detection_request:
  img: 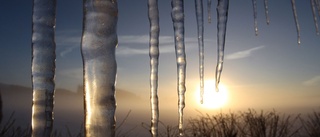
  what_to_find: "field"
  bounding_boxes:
[1,109,320,137]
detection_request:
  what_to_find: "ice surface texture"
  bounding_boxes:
[81,0,118,136]
[31,0,56,136]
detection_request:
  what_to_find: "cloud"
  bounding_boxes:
[118,35,174,45]
[56,30,81,57]
[117,35,198,56]
[55,34,201,57]
[303,76,320,86]
[116,44,175,56]
[226,45,265,60]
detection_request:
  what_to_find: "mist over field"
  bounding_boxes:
[1,83,319,136]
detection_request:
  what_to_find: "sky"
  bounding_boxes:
[1,0,320,121]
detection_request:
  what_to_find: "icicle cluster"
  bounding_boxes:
[28,1,320,137]
[171,0,186,136]
[148,0,160,136]
[31,0,56,136]
[81,0,118,137]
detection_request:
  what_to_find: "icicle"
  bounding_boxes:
[81,0,118,137]
[252,0,258,36]
[31,0,56,136]
[291,0,301,45]
[315,0,320,16]
[215,0,229,92]
[148,0,160,136]
[264,0,270,25]
[311,0,320,35]
[171,0,186,136]
[195,0,205,104]
[207,0,212,23]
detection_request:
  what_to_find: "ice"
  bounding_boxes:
[208,0,212,23]
[291,0,301,45]
[316,0,320,16]
[195,0,205,104]
[148,0,160,136]
[81,0,118,136]
[311,0,319,35]
[215,0,229,92]
[31,0,56,136]
[171,0,186,136]
[264,0,270,25]
[252,0,258,36]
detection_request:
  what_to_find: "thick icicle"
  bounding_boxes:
[215,0,229,92]
[195,0,205,104]
[148,0,160,136]
[311,0,320,35]
[207,0,212,23]
[171,0,186,136]
[264,0,270,25]
[252,0,258,36]
[291,0,301,45]
[31,0,56,136]
[81,0,118,137]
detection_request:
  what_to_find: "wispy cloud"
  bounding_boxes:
[226,45,265,60]
[303,76,320,86]
[56,30,81,57]
[118,35,174,45]
[117,35,198,56]
[55,34,201,57]
[116,45,175,56]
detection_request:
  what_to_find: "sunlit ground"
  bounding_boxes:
[195,80,228,109]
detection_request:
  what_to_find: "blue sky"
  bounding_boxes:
[1,0,320,111]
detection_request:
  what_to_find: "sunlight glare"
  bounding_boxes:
[196,80,228,109]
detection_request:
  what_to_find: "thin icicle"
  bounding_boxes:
[31,0,56,136]
[207,0,212,23]
[315,0,320,16]
[264,0,270,25]
[291,0,301,45]
[215,0,229,92]
[171,0,186,136]
[195,0,204,104]
[81,0,118,136]
[148,0,160,136]
[252,0,258,36]
[311,0,320,35]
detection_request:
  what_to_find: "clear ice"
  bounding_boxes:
[311,0,319,35]
[252,0,258,35]
[148,0,160,136]
[207,0,212,23]
[81,0,118,136]
[215,0,229,92]
[31,0,56,136]
[264,0,270,25]
[171,0,186,136]
[195,0,205,104]
[315,0,320,16]
[291,0,301,45]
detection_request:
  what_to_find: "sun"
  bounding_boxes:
[196,80,228,109]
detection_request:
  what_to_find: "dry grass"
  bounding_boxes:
[1,109,320,137]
